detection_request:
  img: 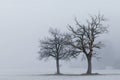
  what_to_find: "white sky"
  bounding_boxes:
[0,0,120,71]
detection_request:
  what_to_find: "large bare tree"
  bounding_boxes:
[68,14,108,74]
[39,28,78,74]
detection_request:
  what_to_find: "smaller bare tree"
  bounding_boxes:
[39,28,77,74]
[68,14,108,74]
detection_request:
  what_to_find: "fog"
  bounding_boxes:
[0,0,120,73]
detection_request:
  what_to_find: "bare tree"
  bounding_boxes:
[68,14,108,74]
[39,28,77,74]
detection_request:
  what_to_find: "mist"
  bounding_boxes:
[0,0,120,74]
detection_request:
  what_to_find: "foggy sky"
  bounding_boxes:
[0,0,120,72]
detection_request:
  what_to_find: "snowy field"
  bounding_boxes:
[0,74,120,80]
[0,67,120,80]
[0,73,120,80]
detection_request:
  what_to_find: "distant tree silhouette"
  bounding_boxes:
[39,28,78,74]
[67,14,108,74]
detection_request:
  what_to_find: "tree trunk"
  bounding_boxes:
[86,55,92,74]
[56,58,60,74]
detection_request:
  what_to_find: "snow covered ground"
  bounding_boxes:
[0,67,120,80]
[0,74,120,80]
[0,73,120,80]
